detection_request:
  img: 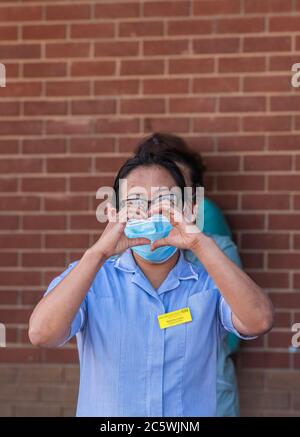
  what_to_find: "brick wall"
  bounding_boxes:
[0,0,300,417]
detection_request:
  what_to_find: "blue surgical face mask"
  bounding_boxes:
[124,214,177,263]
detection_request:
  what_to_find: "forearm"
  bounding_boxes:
[29,248,106,347]
[191,233,273,335]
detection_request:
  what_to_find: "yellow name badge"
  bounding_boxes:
[158,307,192,330]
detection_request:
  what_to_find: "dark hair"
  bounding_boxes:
[134,132,206,189]
[113,152,186,211]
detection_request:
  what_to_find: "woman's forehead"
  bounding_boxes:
[127,166,176,188]
[118,166,178,199]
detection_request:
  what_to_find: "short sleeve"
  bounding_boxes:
[43,261,87,347]
[218,294,258,341]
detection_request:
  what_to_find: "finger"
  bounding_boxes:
[117,205,131,224]
[150,237,171,251]
[127,205,148,220]
[127,237,151,247]
[149,202,183,225]
[106,202,117,223]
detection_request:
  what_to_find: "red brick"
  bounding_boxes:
[218,174,265,191]
[70,214,99,230]
[44,195,89,211]
[269,214,300,231]
[24,101,67,116]
[95,118,140,134]
[244,154,292,171]
[216,17,264,34]
[95,41,139,57]
[219,56,266,73]
[0,348,43,364]
[71,99,116,115]
[270,16,300,32]
[46,120,91,135]
[193,37,239,54]
[271,96,300,112]
[294,273,300,288]
[120,98,164,114]
[194,116,239,133]
[70,137,115,153]
[22,252,66,268]
[0,121,42,136]
[241,232,289,250]
[46,43,90,58]
[242,194,289,210]
[70,176,114,192]
[0,272,40,287]
[95,79,138,95]
[71,23,114,39]
[121,60,164,76]
[245,0,292,13]
[95,156,126,173]
[0,101,20,116]
[268,252,300,268]
[21,177,66,192]
[243,116,291,132]
[144,1,189,17]
[0,196,40,211]
[270,55,300,71]
[23,215,66,230]
[194,0,241,15]
[169,97,215,113]
[244,36,291,52]
[274,312,291,329]
[220,96,265,112]
[23,62,67,78]
[71,60,115,77]
[22,138,66,155]
[0,6,42,21]
[119,21,163,37]
[270,293,300,308]
[95,2,140,19]
[22,25,66,40]
[0,82,42,98]
[144,117,189,133]
[46,157,92,173]
[167,19,213,36]
[240,352,289,369]
[144,78,189,94]
[143,39,188,56]
[46,4,90,20]
[1,290,18,305]
[45,234,89,249]
[244,75,289,92]
[46,81,90,97]
[169,58,214,74]
[268,175,300,191]
[240,252,264,269]
[0,158,42,173]
[0,44,41,59]
[269,135,300,150]
[0,233,41,249]
[0,140,19,155]
[203,155,240,172]
[294,195,300,209]
[217,135,265,152]
[226,213,265,230]
[0,26,18,40]
[0,215,19,230]
[193,77,239,93]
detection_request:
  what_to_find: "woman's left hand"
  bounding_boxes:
[149,202,205,252]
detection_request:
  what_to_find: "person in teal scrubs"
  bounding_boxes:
[134,133,242,416]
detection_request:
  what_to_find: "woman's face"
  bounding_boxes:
[119,165,179,217]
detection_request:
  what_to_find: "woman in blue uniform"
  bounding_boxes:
[29,140,274,417]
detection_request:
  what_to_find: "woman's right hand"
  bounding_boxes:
[89,203,151,260]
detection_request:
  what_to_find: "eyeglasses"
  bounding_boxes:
[120,192,178,211]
